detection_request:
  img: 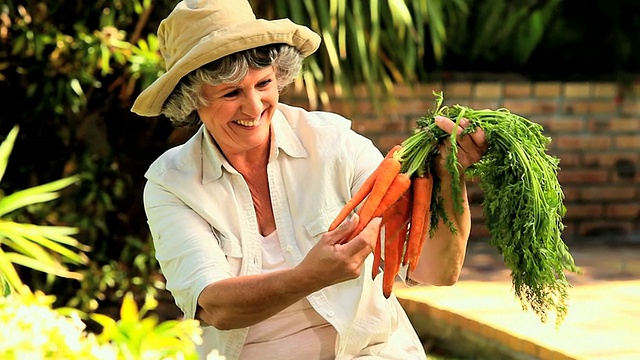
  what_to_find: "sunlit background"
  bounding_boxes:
[1,1,638,359]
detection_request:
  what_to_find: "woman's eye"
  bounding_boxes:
[258,79,272,88]
[223,90,239,98]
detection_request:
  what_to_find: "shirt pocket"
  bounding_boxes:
[303,202,344,238]
[214,227,243,276]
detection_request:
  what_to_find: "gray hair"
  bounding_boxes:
[161,44,304,127]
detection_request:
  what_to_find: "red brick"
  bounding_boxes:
[556,153,581,167]
[581,186,636,200]
[562,100,591,114]
[589,100,619,114]
[558,169,610,184]
[631,82,640,97]
[470,204,484,218]
[578,220,633,237]
[583,153,640,167]
[504,83,531,98]
[414,83,444,97]
[605,204,640,218]
[533,82,562,97]
[352,117,387,134]
[610,118,640,132]
[587,118,611,132]
[394,99,432,117]
[467,100,501,110]
[502,99,535,115]
[530,100,558,115]
[621,99,639,116]
[470,223,490,240]
[547,118,585,132]
[554,135,612,151]
[377,134,408,151]
[352,83,383,98]
[561,221,578,237]
[564,204,603,219]
[390,84,418,99]
[443,82,473,98]
[473,82,503,98]
[593,82,618,98]
[564,82,592,98]
[615,135,640,149]
[561,186,581,201]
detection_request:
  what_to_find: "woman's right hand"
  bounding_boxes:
[296,214,381,288]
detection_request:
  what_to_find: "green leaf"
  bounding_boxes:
[120,292,140,323]
[0,125,19,182]
[0,175,80,216]
[0,222,87,264]
[5,252,83,280]
[0,247,23,293]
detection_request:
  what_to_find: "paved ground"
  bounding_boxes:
[395,242,640,360]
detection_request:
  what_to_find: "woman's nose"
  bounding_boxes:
[241,90,262,117]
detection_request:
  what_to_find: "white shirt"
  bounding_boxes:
[143,103,426,360]
[239,230,337,360]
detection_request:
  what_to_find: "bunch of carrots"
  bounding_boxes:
[328,144,433,299]
[328,92,580,326]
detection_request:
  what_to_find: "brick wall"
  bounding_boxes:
[282,80,640,244]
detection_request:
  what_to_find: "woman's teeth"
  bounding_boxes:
[234,119,259,127]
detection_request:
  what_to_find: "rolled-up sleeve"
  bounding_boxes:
[143,179,232,319]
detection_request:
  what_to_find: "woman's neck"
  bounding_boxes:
[224,141,270,176]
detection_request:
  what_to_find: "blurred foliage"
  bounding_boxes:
[0,0,176,311]
[0,0,638,313]
[1,288,217,359]
[0,125,87,295]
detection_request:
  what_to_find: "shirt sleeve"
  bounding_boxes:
[143,180,233,319]
[348,134,384,199]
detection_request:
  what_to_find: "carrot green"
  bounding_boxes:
[399,91,579,325]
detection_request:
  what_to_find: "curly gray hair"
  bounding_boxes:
[161,44,304,127]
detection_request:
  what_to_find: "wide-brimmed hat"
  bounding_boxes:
[131,0,321,117]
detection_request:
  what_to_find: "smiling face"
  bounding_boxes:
[198,66,279,158]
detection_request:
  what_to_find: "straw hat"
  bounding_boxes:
[131,0,321,117]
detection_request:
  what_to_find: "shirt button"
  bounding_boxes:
[327,310,335,317]
[285,245,293,252]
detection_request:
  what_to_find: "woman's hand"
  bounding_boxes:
[296,214,381,288]
[434,115,488,174]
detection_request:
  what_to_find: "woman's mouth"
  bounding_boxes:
[233,118,260,127]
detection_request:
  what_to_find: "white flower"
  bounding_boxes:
[206,349,227,360]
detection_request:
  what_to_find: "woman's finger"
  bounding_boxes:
[330,214,359,244]
[434,116,463,135]
[342,217,380,257]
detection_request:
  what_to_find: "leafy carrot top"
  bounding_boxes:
[399,92,580,325]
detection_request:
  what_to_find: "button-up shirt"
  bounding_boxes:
[143,103,426,359]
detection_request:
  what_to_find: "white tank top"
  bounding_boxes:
[239,231,338,360]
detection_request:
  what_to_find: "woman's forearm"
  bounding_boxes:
[410,171,470,286]
[197,266,324,330]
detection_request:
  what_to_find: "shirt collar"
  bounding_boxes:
[201,107,309,184]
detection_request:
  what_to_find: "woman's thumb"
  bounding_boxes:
[333,213,359,241]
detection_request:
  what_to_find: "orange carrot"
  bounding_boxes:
[371,173,412,219]
[394,193,411,273]
[372,230,382,280]
[382,204,402,298]
[404,175,431,266]
[341,157,402,243]
[381,192,411,298]
[410,211,431,273]
[328,145,402,231]
[407,175,434,272]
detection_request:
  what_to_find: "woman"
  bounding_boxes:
[132,1,487,359]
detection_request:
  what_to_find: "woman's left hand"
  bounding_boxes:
[434,115,488,172]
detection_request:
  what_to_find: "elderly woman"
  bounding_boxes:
[132,1,486,359]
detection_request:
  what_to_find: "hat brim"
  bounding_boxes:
[131,19,321,117]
